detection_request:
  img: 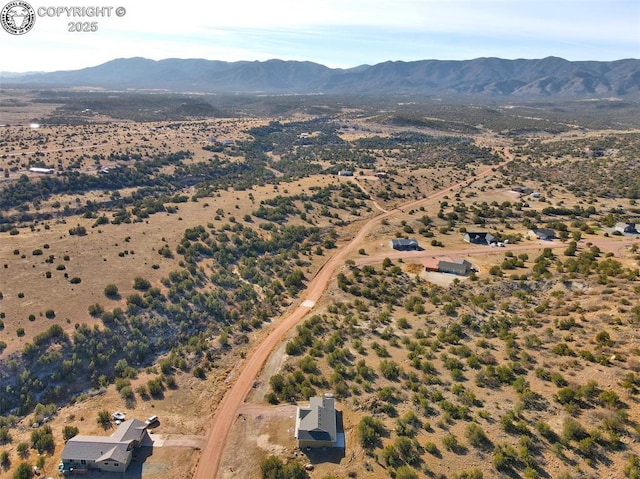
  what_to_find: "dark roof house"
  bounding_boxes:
[464,232,497,245]
[295,396,338,448]
[529,229,555,241]
[511,186,533,195]
[389,238,419,251]
[615,223,639,235]
[60,419,148,474]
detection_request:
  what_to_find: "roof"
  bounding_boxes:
[295,396,337,443]
[110,419,148,443]
[61,436,130,464]
[531,228,555,238]
[615,222,637,231]
[464,232,497,244]
[61,419,147,464]
[438,258,472,275]
[390,238,418,247]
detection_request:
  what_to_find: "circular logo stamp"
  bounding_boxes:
[1,1,35,35]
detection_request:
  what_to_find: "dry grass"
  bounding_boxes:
[1,95,639,479]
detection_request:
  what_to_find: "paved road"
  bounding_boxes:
[194,151,515,479]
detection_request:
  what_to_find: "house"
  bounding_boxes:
[60,419,148,473]
[511,186,533,195]
[422,257,473,276]
[438,258,473,276]
[529,229,555,241]
[389,238,419,251]
[464,232,497,246]
[615,223,639,235]
[338,170,353,177]
[29,167,55,174]
[295,396,337,448]
[374,172,388,179]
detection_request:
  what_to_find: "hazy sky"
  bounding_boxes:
[1,0,639,72]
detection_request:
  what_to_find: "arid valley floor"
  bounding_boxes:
[1,90,640,479]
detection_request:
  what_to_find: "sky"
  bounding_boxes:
[1,0,639,72]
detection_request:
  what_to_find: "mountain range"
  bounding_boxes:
[3,57,640,97]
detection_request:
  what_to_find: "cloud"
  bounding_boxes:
[2,0,638,71]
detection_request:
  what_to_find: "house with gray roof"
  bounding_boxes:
[389,238,420,251]
[423,257,473,276]
[464,232,497,246]
[528,228,556,241]
[615,223,639,235]
[295,396,338,448]
[438,258,473,276]
[60,419,148,473]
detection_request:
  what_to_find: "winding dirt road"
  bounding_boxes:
[194,152,514,479]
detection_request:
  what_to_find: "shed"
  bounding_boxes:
[29,167,55,174]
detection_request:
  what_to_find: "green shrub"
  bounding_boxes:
[62,426,79,441]
[133,277,151,291]
[104,284,119,298]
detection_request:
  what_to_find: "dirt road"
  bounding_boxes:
[354,236,639,267]
[194,152,514,479]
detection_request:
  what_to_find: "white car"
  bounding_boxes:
[145,415,159,426]
[112,411,126,422]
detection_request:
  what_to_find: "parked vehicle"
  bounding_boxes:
[145,415,158,426]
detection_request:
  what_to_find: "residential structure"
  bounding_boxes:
[60,419,148,473]
[422,257,472,276]
[29,167,55,174]
[389,238,419,251]
[528,229,556,241]
[438,258,473,276]
[338,170,354,177]
[615,223,639,235]
[510,185,533,195]
[464,232,497,246]
[295,396,338,448]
